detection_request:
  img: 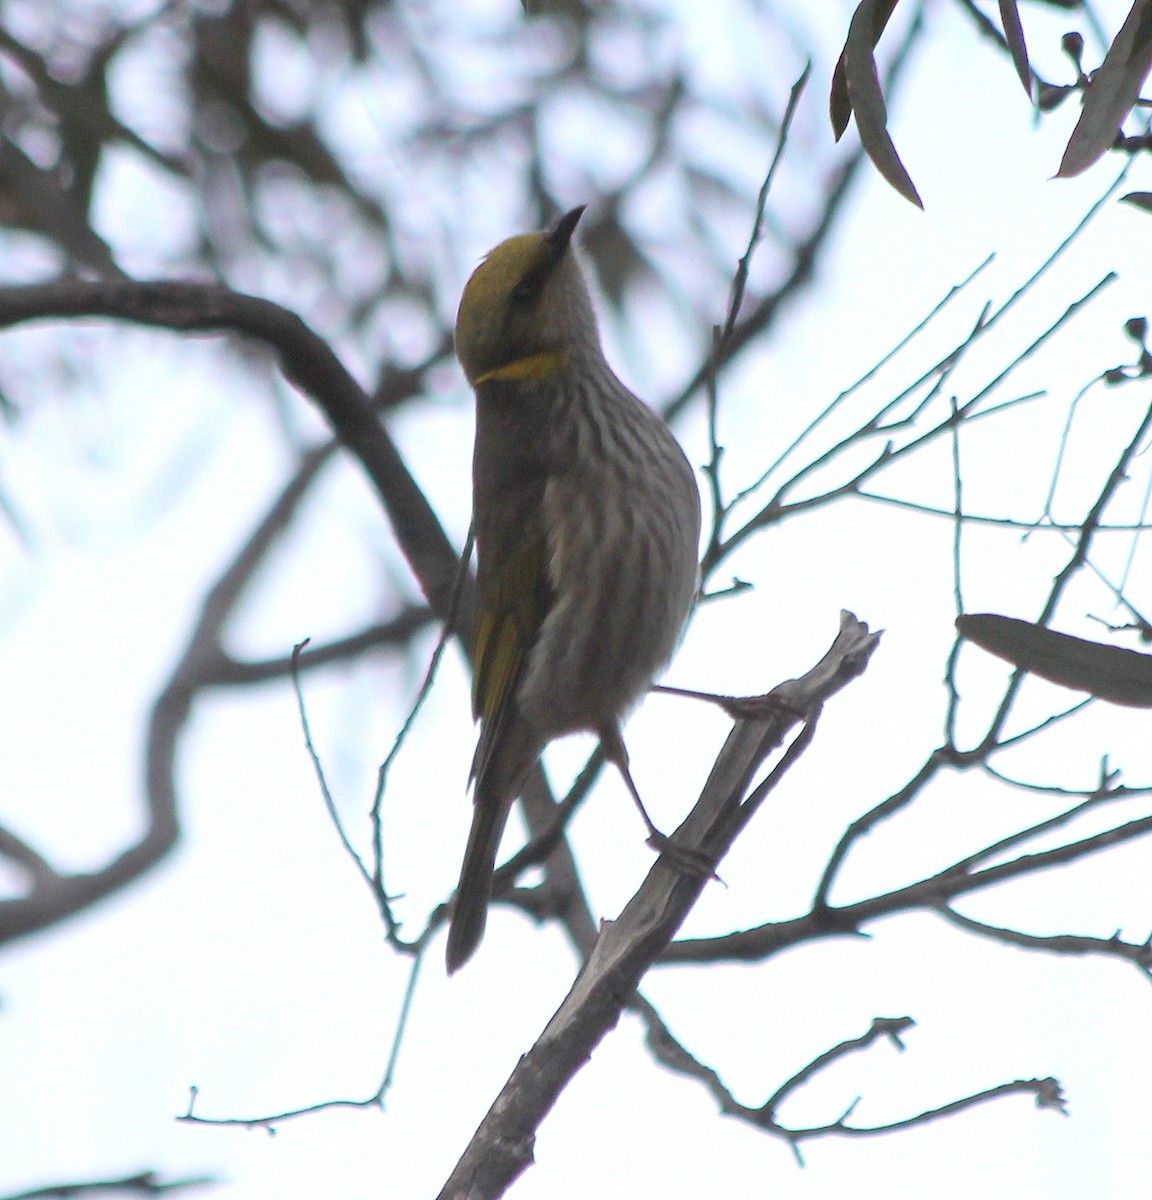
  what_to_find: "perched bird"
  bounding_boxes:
[447,206,702,973]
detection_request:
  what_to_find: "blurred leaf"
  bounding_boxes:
[1057,0,1152,178]
[1120,190,1152,211]
[1037,81,1075,110]
[838,0,923,207]
[1062,31,1086,74]
[957,613,1152,707]
[999,0,1033,98]
[830,0,899,140]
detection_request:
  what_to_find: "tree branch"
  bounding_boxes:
[0,282,467,628]
[437,613,879,1199]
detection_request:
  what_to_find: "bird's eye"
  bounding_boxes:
[510,279,537,307]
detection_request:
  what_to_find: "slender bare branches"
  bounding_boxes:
[635,1001,1064,1166]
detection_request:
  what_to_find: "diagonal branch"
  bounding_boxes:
[437,613,879,1199]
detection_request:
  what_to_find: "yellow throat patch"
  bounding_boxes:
[474,348,570,384]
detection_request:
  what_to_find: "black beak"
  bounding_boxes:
[545,205,586,253]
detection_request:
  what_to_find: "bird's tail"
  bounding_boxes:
[446,722,538,973]
[445,784,510,974]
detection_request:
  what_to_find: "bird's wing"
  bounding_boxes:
[469,494,554,785]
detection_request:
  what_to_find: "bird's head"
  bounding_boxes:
[455,206,599,386]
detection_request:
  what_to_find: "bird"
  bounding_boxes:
[446,205,702,973]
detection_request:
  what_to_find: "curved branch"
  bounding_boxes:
[0,282,469,629]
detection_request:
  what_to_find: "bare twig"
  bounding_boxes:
[178,943,426,1129]
[938,906,1152,978]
